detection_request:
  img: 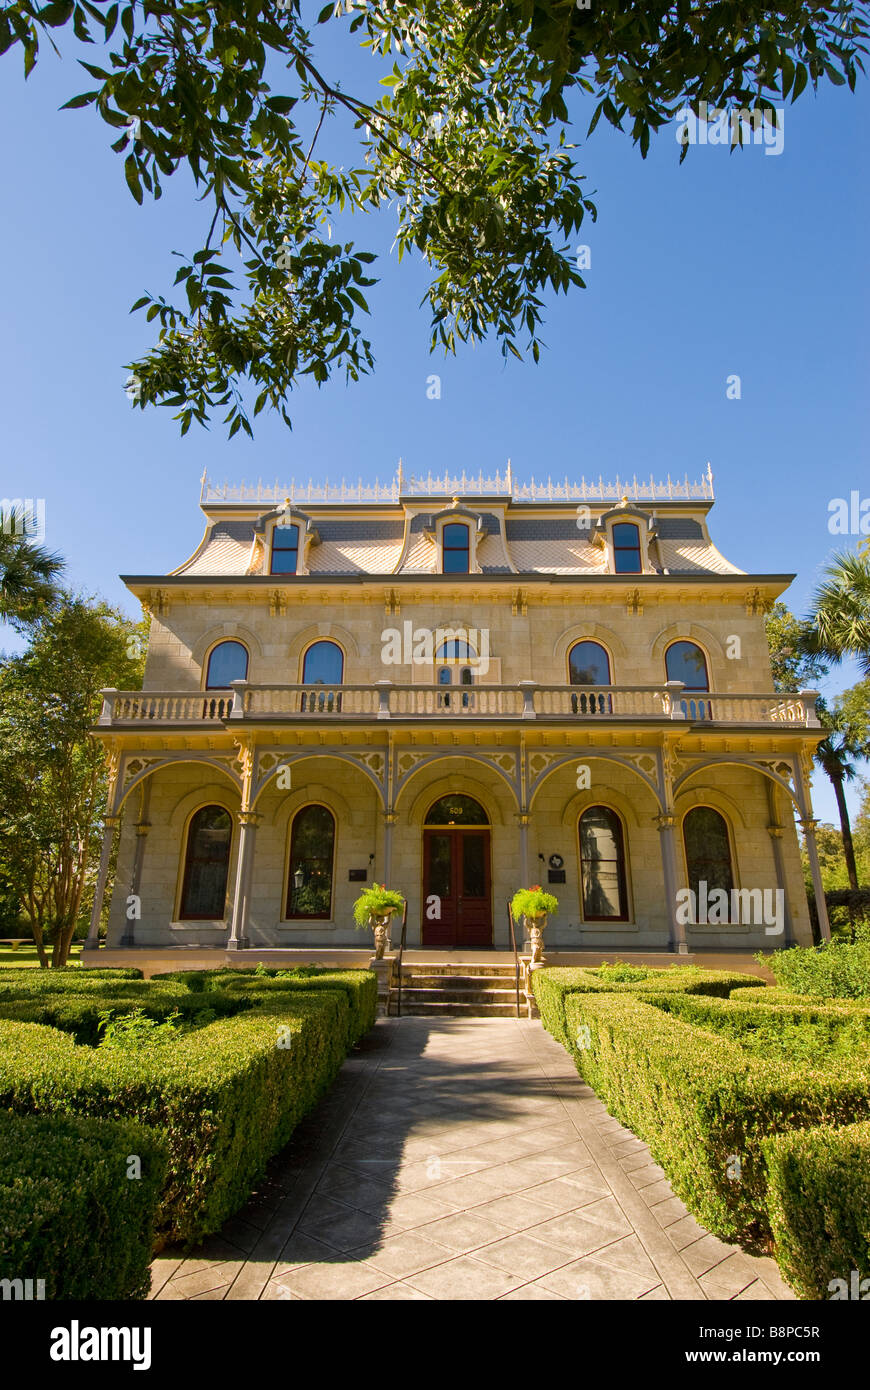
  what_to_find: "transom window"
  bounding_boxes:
[270,524,299,575]
[286,804,335,918]
[179,805,232,920]
[442,523,470,574]
[425,795,489,825]
[205,640,249,689]
[612,522,642,574]
[579,806,629,921]
[683,807,734,913]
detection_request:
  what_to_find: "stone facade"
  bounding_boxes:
[89,469,829,955]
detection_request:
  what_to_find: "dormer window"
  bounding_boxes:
[270,524,299,575]
[612,522,642,574]
[442,522,470,574]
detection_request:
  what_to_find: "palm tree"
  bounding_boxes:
[814,718,863,894]
[809,550,870,675]
[0,508,64,626]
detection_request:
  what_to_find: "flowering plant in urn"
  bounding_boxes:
[352,883,405,959]
[511,886,558,963]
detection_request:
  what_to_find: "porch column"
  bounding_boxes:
[765,781,794,947]
[383,812,396,886]
[120,783,151,948]
[228,811,260,951]
[801,818,831,943]
[792,751,831,942]
[85,815,120,949]
[655,813,688,954]
[518,813,530,886]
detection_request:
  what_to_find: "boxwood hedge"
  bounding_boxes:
[0,1110,166,1299]
[532,965,763,1052]
[553,989,870,1251]
[762,1121,870,1300]
[0,970,376,1247]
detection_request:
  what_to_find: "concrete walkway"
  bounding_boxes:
[149,1018,794,1301]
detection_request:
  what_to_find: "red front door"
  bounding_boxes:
[422,829,492,947]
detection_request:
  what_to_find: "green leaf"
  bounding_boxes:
[124,156,143,205]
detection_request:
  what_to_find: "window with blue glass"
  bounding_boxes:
[205,640,249,689]
[665,641,709,690]
[442,523,470,574]
[270,524,299,575]
[612,522,642,574]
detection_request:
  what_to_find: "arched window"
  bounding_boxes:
[612,522,642,574]
[569,640,612,715]
[301,640,344,712]
[665,640,710,719]
[286,805,335,918]
[425,795,489,825]
[205,640,249,689]
[579,806,629,921]
[442,523,470,574]
[270,524,299,575]
[179,806,233,920]
[435,637,476,661]
[683,807,734,918]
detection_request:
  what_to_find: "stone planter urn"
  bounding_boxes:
[525,912,548,964]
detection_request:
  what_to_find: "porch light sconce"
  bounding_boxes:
[293,867,304,890]
[369,853,375,864]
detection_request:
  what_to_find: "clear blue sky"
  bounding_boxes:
[1,11,868,824]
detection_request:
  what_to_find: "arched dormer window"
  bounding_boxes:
[179,805,233,920]
[270,524,299,575]
[568,640,612,715]
[612,522,642,574]
[205,640,249,689]
[442,522,470,574]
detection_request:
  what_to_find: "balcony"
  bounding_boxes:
[96,682,820,728]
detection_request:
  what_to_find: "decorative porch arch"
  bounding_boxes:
[527,750,664,813]
[250,749,387,809]
[673,757,801,814]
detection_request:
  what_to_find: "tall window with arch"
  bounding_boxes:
[301,640,344,713]
[683,807,735,921]
[665,640,710,719]
[270,524,299,575]
[179,805,233,920]
[442,522,470,574]
[205,640,249,689]
[579,805,629,921]
[286,804,335,918]
[568,640,612,715]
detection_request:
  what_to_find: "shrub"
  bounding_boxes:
[0,983,245,1046]
[532,965,763,1051]
[733,985,870,1009]
[155,967,377,1047]
[0,986,354,1246]
[648,992,870,1067]
[763,1122,870,1300]
[760,938,870,999]
[553,990,870,1249]
[0,1110,166,1299]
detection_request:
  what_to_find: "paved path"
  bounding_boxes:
[150,1018,794,1301]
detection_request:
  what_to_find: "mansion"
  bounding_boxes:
[86,464,830,959]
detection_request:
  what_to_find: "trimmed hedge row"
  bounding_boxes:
[553,989,870,1250]
[154,967,378,1047]
[0,1110,166,1299]
[0,976,374,1246]
[0,985,247,1046]
[764,938,870,999]
[532,965,763,1052]
[762,1121,870,1300]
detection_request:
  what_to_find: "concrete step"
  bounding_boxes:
[398,973,517,992]
[397,987,520,1006]
[388,1000,523,1018]
[399,967,518,982]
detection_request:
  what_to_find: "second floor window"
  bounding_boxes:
[270,524,299,575]
[442,522,470,574]
[205,640,248,689]
[612,522,642,574]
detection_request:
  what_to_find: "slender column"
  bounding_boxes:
[801,818,831,943]
[120,783,151,947]
[383,812,396,886]
[227,811,261,950]
[655,813,687,954]
[518,813,530,887]
[765,781,794,947]
[792,751,831,942]
[85,815,120,949]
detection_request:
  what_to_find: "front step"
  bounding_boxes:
[388,962,536,1018]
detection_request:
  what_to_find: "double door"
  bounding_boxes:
[421,828,492,947]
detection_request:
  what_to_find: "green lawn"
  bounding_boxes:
[0,942,83,968]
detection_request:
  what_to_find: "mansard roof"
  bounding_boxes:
[123,464,779,587]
